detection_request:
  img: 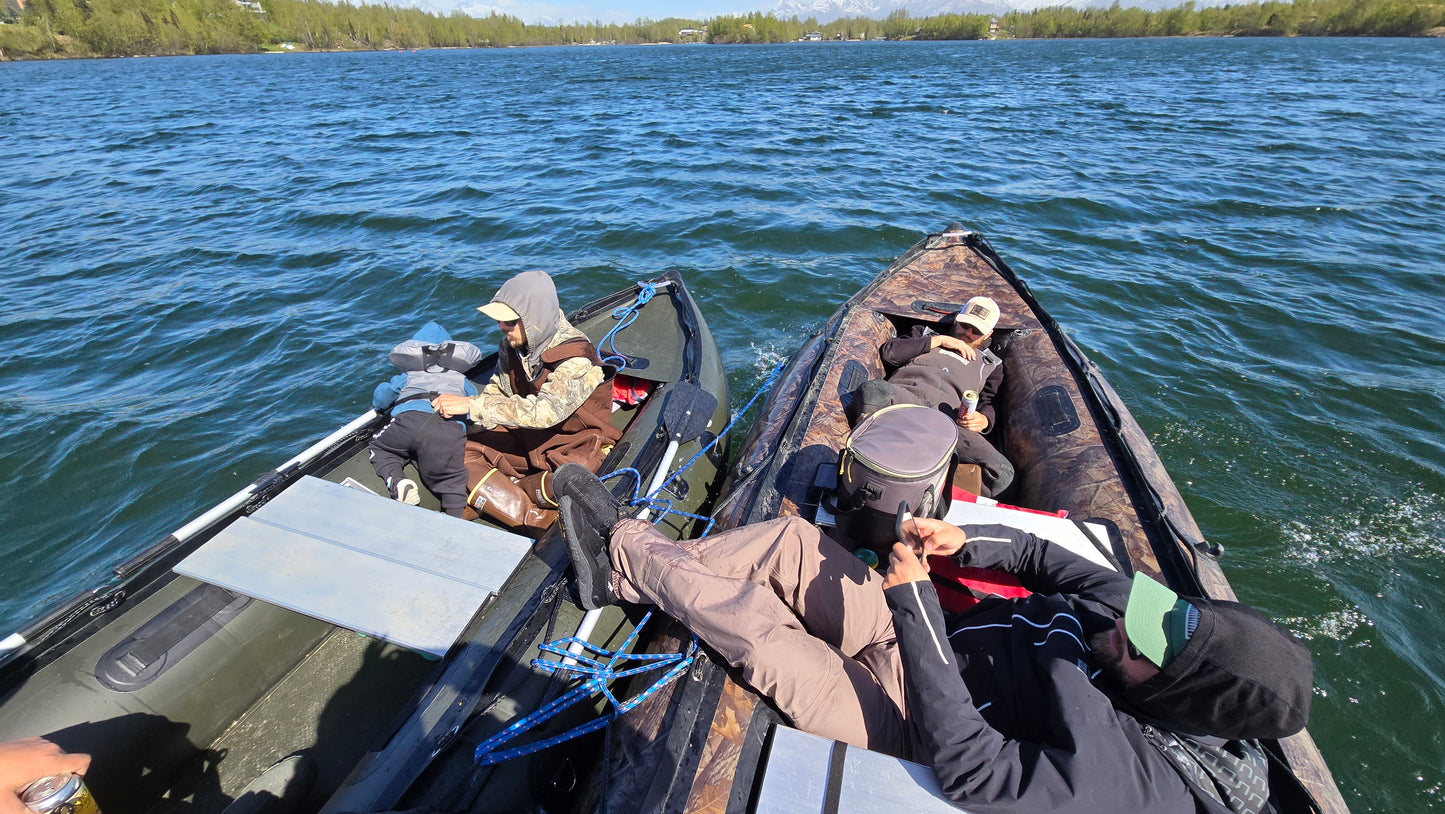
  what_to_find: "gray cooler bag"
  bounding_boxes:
[834,404,957,555]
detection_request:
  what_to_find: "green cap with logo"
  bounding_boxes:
[1124,573,1198,668]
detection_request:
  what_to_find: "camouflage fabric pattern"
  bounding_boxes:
[468,315,605,430]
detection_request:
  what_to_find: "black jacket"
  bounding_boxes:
[883,525,1305,813]
[880,325,1004,432]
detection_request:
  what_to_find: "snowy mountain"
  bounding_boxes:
[772,0,884,18]
[772,0,1182,21]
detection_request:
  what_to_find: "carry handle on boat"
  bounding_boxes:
[566,380,717,662]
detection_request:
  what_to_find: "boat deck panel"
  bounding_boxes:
[754,727,956,814]
[175,476,533,657]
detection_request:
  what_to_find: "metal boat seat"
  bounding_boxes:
[174,475,532,658]
[755,726,957,814]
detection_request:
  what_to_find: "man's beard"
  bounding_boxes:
[1087,629,1136,690]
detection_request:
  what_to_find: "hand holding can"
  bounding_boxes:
[959,390,979,416]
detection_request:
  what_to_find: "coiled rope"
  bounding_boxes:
[472,609,696,767]
[596,281,659,369]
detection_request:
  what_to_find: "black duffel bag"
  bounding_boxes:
[833,403,957,557]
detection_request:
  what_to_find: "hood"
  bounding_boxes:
[410,320,452,346]
[1116,597,1313,741]
[390,321,481,374]
[491,270,561,374]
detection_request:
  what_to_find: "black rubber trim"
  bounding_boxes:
[822,740,848,814]
[726,705,785,814]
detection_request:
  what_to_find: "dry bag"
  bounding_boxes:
[834,403,956,556]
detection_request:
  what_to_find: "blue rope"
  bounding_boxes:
[472,610,697,767]
[600,467,718,538]
[597,282,658,369]
[642,359,788,512]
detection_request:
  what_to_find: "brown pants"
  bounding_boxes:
[464,429,536,481]
[464,427,609,482]
[610,517,913,756]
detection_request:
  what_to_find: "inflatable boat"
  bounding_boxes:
[590,226,1349,814]
[0,271,731,813]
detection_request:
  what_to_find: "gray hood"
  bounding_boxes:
[490,270,560,375]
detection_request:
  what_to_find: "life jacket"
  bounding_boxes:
[505,337,622,471]
[1141,725,1271,814]
[391,338,482,403]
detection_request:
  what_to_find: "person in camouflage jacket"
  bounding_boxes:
[433,270,620,535]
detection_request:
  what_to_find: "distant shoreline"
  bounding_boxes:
[3,0,1442,62]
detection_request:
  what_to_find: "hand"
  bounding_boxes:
[929,334,978,360]
[955,410,988,433]
[904,517,967,559]
[431,394,472,419]
[882,542,930,588]
[0,738,90,814]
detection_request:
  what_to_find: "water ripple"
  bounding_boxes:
[3,38,1444,808]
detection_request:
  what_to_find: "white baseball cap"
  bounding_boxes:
[957,296,1000,335]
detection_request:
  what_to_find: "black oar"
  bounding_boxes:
[637,380,718,518]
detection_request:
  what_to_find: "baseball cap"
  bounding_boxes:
[478,300,521,322]
[957,296,1000,335]
[1124,572,1200,668]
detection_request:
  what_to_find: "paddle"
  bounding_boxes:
[636,380,718,521]
[566,380,718,661]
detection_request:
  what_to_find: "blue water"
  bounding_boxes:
[2,38,1443,809]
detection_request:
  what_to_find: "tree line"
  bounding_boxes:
[2,0,1441,60]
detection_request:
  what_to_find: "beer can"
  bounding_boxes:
[960,390,979,415]
[20,774,99,814]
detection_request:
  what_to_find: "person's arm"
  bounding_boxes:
[955,523,1132,613]
[974,362,1003,431]
[465,357,604,430]
[904,518,1131,612]
[371,373,406,412]
[0,738,90,814]
[479,365,507,397]
[879,325,935,368]
[882,549,1190,813]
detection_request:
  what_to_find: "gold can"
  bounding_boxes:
[19,774,99,814]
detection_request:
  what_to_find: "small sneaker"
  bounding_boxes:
[553,463,624,610]
[395,478,421,506]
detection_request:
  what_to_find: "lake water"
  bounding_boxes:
[2,37,1442,810]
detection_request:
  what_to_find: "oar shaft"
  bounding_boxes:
[565,437,681,664]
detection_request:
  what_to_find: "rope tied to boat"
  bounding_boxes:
[621,359,789,534]
[472,609,697,767]
[597,281,660,369]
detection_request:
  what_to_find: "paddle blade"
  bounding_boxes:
[661,380,717,443]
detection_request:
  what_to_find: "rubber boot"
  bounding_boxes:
[467,469,558,536]
[517,470,558,510]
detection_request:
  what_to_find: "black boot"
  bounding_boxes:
[553,463,624,611]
